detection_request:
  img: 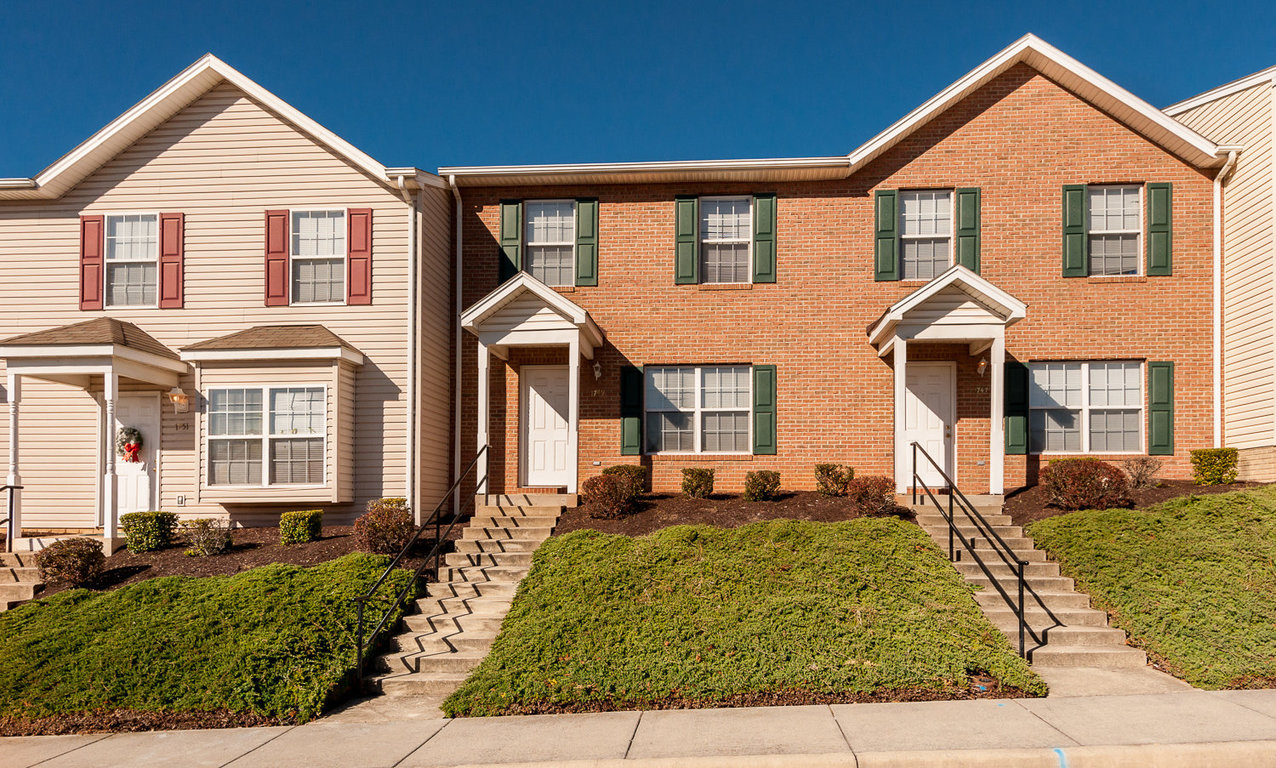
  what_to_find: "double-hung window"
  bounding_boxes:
[208,386,325,485]
[292,210,346,304]
[1088,186,1141,276]
[700,197,751,284]
[524,201,576,287]
[900,191,952,280]
[1029,361,1142,454]
[104,213,159,307]
[645,366,750,453]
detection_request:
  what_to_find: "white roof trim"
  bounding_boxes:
[0,53,439,199]
[461,273,604,345]
[180,347,365,365]
[867,265,1027,346]
[0,343,189,374]
[1165,65,1276,115]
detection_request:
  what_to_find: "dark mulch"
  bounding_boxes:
[1005,479,1265,527]
[0,709,289,737]
[554,491,908,536]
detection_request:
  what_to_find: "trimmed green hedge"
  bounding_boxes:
[1190,448,1239,486]
[0,553,416,723]
[120,510,178,552]
[444,519,1043,716]
[280,509,323,544]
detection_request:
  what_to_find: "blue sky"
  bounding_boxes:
[2,0,1273,176]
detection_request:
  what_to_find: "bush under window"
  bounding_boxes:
[814,464,854,497]
[1041,459,1131,511]
[180,518,233,557]
[354,498,416,555]
[120,510,178,553]
[601,465,647,504]
[582,474,630,519]
[681,468,715,499]
[280,509,323,545]
[743,470,781,502]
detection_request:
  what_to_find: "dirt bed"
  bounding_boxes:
[1005,479,1264,527]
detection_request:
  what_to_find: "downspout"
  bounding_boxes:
[449,175,463,516]
[1213,149,1240,449]
[397,175,419,512]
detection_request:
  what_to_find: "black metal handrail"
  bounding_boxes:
[2,485,21,553]
[352,445,488,689]
[910,442,1033,657]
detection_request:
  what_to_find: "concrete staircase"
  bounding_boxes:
[0,552,42,612]
[913,501,1147,671]
[367,495,566,702]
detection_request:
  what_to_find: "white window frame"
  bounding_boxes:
[899,189,954,281]
[522,199,577,287]
[205,384,328,487]
[1029,361,1144,455]
[1086,184,1144,277]
[103,211,160,309]
[699,195,753,285]
[644,365,752,455]
[289,208,347,306]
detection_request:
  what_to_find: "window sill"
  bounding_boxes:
[1086,276,1148,284]
[289,301,348,307]
[648,453,755,462]
[697,283,753,291]
[1034,452,1146,458]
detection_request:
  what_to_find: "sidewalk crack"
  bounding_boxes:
[623,711,642,759]
[1013,700,1082,747]
[217,725,295,768]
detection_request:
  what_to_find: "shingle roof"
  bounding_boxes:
[181,325,354,352]
[0,317,178,360]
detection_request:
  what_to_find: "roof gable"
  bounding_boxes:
[461,273,604,347]
[867,266,1027,346]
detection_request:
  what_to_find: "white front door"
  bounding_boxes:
[522,366,571,487]
[115,394,161,515]
[904,363,955,488]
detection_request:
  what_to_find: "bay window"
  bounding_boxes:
[208,385,326,485]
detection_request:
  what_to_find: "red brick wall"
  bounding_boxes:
[460,64,1217,495]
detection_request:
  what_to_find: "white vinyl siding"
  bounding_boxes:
[1087,186,1141,276]
[524,200,575,287]
[208,385,325,486]
[900,191,952,280]
[104,213,159,307]
[699,197,751,284]
[645,365,750,454]
[1029,361,1143,454]
[291,210,345,304]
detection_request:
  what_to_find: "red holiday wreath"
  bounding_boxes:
[116,426,143,463]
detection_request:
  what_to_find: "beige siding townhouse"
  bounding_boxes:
[0,55,454,550]
[1168,67,1276,480]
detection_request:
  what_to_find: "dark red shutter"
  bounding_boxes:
[264,210,289,306]
[79,215,105,310]
[158,212,185,308]
[347,208,372,305]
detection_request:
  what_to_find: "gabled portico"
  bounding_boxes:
[460,274,604,495]
[868,266,1027,496]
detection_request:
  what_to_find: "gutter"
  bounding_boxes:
[449,175,463,516]
[396,175,419,512]
[1213,148,1242,448]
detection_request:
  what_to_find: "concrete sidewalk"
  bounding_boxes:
[6,690,1276,768]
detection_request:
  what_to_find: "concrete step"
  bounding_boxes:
[957,545,1047,563]
[426,580,517,599]
[453,538,541,555]
[0,553,37,568]
[373,672,470,697]
[478,494,575,508]
[404,611,506,635]
[981,605,1111,629]
[0,583,36,602]
[915,515,1012,528]
[414,594,513,616]
[1035,625,1130,647]
[966,573,1075,591]
[0,567,41,583]
[386,631,495,656]
[974,589,1091,610]
[920,523,1025,539]
[473,506,564,518]
[955,560,1061,578]
[445,551,534,568]
[380,650,488,675]
[439,565,529,584]
[468,515,561,529]
[1029,645,1148,669]
[461,526,554,542]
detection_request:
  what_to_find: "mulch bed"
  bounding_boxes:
[554,491,907,536]
[0,709,290,737]
[1005,479,1264,527]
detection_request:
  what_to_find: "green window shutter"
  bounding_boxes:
[752,364,777,455]
[1147,361,1175,455]
[498,200,522,283]
[1005,361,1029,455]
[575,198,599,286]
[1146,183,1172,276]
[752,193,777,283]
[620,365,644,455]
[874,190,899,281]
[955,187,981,273]
[674,195,699,284]
[1062,184,1088,277]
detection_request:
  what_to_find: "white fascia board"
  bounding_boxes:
[439,156,851,183]
[0,344,187,373]
[461,273,590,329]
[866,266,1026,346]
[1165,66,1276,115]
[180,347,364,365]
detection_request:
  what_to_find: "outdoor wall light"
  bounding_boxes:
[168,386,191,413]
[593,361,603,380]
[977,358,989,377]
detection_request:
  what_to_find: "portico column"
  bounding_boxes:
[475,342,489,496]
[893,335,909,494]
[989,332,1006,495]
[6,373,21,547]
[103,371,120,550]
[567,338,580,495]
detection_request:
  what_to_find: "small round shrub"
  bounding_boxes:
[36,537,105,587]
[814,464,854,497]
[681,468,715,499]
[601,464,647,503]
[280,509,323,545]
[354,498,416,554]
[1190,448,1238,486]
[1041,459,1132,511]
[743,470,781,502]
[180,518,232,557]
[1122,456,1162,489]
[582,474,630,519]
[847,475,896,516]
[119,510,178,553]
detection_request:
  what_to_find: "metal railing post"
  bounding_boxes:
[1017,559,1027,658]
[911,443,917,506]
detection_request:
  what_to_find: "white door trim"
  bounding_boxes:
[109,392,162,520]
[520,365,571,488]
[902,360,956,490]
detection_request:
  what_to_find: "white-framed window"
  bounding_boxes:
[900,190,952,281]
[104,213,159,307]
[644,365,750,453]
[1088,185,1141,276]
[1029,361,1143,454]
[207,385,326,486]
[524,200,576,287]
[700,197,751,284]
[291,210,346,304]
